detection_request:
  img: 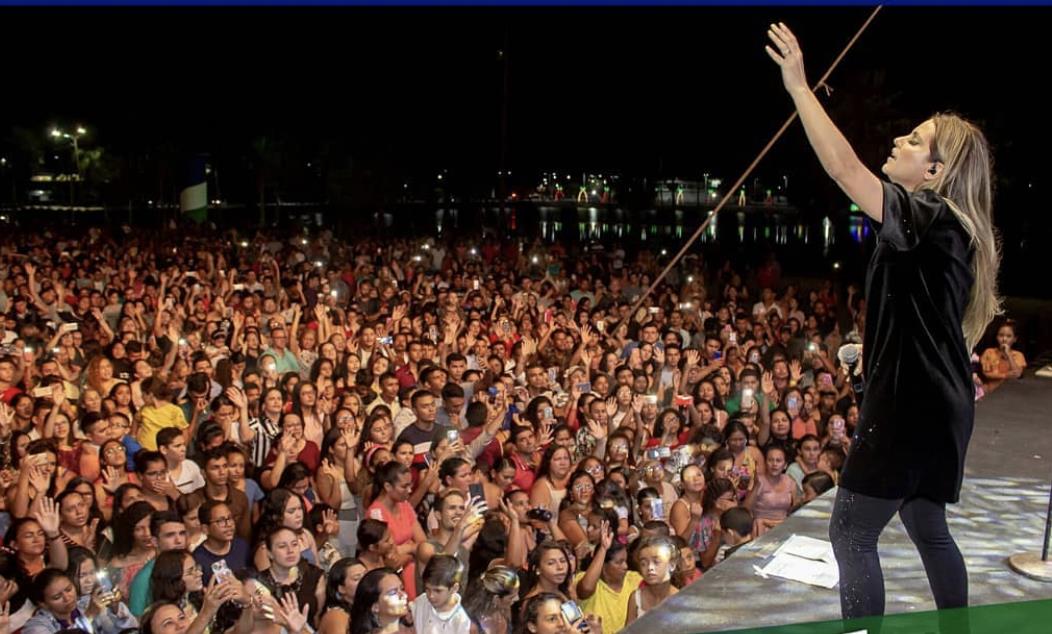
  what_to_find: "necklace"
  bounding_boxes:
[264,563,304,598]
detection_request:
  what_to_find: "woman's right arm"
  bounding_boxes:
[576,523,612,601]
[9,463,34,518]
[766,23,883,221]
[557,508,588,547]
[261,448,287,491]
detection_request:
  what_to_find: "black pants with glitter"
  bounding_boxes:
[829,486,968,619]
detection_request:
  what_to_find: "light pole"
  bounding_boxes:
[0,157,11,203]
[50,125,87,205]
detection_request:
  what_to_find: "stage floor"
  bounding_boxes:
[625,376,1052,634]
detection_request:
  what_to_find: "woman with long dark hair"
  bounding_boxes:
[365,461,425,600]
[767,22,1000,618]
[0,497,67,628]
[316,427,362,557]
[21,568,132,634]
[104,500,156,597]
[64,546,137,632]
[348,567,412,634]
[252,488,319,570]
[318,557,367,634]
[255,526,326,628]
[521,541,572,602]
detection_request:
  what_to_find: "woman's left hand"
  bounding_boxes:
[88,587,111,617]
[35,496,61,537]
[275,591,310,634]
[0,580,18,606]
[582,614,603,634]
[765,22,809,95]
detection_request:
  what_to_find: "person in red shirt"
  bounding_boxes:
[508,425,538,493]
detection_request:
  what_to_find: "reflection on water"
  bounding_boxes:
[370,202,876,273]
[526,204,863,258]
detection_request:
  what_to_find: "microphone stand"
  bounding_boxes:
[1007,477,1052,581]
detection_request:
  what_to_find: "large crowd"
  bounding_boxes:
[0,224,1026,634]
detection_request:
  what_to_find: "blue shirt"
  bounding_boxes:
[193,538,251,585]
[120,435,143,471]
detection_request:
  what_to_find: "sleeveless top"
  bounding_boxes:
[338,479,358,514]
[752,475,793,522]
[258,560,324,625]
[536,478,567,517]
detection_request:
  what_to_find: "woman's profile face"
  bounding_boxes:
[881,119,938,191]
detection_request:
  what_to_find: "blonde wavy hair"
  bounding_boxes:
[921,113,1003,351]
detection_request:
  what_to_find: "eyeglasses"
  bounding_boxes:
[209,516,235,526]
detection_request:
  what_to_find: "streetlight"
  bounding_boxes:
[0,157,11,204]
[50,125,87,205]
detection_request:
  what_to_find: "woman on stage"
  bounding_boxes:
[766,22,1001,619]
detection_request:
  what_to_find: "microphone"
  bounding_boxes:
[837,343,865,403]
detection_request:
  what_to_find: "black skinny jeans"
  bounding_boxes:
[829,486,968,619]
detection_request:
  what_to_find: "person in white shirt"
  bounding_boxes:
[411,554,472,634]
[751,287,784,322]
[157,427,205,494]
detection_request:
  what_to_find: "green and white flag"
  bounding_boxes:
[180,156,207,223]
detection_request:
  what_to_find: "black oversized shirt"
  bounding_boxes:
[841,181,975,503]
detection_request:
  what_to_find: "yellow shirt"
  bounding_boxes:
[574,570,643,634]
[137,403,188,450]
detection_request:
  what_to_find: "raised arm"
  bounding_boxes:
[766,23,883,221]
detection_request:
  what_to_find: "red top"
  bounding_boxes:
[265,441,321,474]
[366,498,420,600]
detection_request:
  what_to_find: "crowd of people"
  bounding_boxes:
[0,224,1026,634]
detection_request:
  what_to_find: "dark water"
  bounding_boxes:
[363,202,874,277]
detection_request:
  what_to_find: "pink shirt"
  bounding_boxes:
[367,498,420,599]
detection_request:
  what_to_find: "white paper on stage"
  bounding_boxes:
[755,534,839,589]
[774,534,836,562]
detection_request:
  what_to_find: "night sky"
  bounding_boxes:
[1,7,1043,174]
[1,6,1047,280]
